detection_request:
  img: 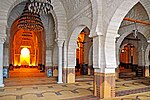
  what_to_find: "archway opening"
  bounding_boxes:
[12,29,40,68]
[116,2,149,79]
[9,25,46,78]
[118,31,148,78]
[8,2,46,78]
[119,44,137,78]
[75,27,93,81]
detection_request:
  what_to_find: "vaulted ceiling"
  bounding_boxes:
[119,2,150,39]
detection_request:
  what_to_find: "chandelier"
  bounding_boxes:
[28,0,53,14]
[17,0,53,31]
[132,7,138,38]
[18,3,44,31]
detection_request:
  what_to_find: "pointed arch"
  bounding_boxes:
[0,0,67,40]
[105,0,140,68]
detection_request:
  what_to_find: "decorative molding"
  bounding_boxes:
[0,34,7,43]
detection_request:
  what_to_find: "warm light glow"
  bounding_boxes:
[76,32,85,65]
[20,48,30,65]
[21,48,30,57]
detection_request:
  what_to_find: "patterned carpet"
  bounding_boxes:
[63,95,99,100]
[1,70,150,100]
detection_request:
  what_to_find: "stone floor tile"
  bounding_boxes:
[0,96,16,100]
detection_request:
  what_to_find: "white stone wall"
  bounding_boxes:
[53,43,58,66]
[60,0,91,20]
[46,50,52,67]
[62,0,92,69]
[3,48,9,66]
[145,44,150,66]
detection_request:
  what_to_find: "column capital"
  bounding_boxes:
[94,67,116,73]
[0,34,7,44]
[89,32,104,38]
[102,67,116,73]
[89,31,104,37]
[55,39,65,47]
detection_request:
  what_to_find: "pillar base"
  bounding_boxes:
[67,68,75,83]
[0,84,4,87]
[57,81,63,84]
[144,66,149,77]
[115,68,120,80]
[63,68,75,83]
[94,72,115,99]
[53,66,58,77]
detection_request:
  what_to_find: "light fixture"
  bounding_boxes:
[132,8,138,38]
[132,28,138,38]
[21,48,30,57]
[147,39,150,43]
[18,2,44,31]
[121,49,125,53]
[28,0,53,14]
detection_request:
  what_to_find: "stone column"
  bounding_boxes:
[0,35,6,87]
[93,35,116,99]
[115,67,120,80]
[141,47,145,77]
[144,43,150,77]
[66,41,76,83]
[62,44,67,83]
[62,43,75,83]
[56,40,64,84]
[115,41,120,80]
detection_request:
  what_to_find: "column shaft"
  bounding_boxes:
[56,40,64,83]
[58,46,63,83]
[0,33,6,87]
[0,43,4,87]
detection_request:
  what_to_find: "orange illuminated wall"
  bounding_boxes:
[9,16,46,67]
[120,45,135,65]
[76,32,85,65]
[120,46,129,64]
[12,29,39,66]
